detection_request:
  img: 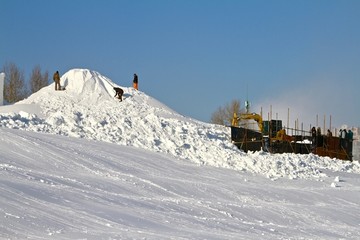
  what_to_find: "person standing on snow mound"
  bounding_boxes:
[133,73,138,90]
[53,71,61,91]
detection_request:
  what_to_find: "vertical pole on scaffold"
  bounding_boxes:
[330,115,332,135]
[287,108,290,131]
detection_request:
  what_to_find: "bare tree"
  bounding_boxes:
[2,62,27,103]
[211,105,226,125]
[30,65,49,93]
[211,99,241,126]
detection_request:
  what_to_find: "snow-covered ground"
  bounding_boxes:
[1,69,360,239]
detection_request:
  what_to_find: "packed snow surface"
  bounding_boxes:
[1,69,360,239]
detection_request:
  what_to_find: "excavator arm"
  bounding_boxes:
[232,112,263,132]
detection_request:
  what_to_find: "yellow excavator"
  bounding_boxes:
[232,112,263,132]
[272,128,295,142]
[232,112,294,142]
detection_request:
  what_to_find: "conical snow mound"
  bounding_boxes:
[20,69,130,107]
[61,69,115,96]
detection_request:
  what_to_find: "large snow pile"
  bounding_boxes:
[0,68,359,180]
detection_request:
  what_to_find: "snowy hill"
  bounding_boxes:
[0,69,359,180]
[1,69,360,239]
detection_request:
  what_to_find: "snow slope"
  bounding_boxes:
[1,128,360,239]
[1,69,360,239]
[1,69,359,180]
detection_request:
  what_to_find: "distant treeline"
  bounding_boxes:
[1,62,49,103]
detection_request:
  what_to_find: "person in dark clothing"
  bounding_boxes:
[342,129,347,139]
[113,87,124,101]
[53,71,61,91]
[340,129,348,149]
[311,127,317,137]
[311,126,317,149]
[316,127,322,136]
[327,129,332,137]
[133,73,138,90]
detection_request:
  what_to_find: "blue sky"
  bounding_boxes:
[1,0,360,128]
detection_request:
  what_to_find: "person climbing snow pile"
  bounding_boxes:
[113,87,124,101]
